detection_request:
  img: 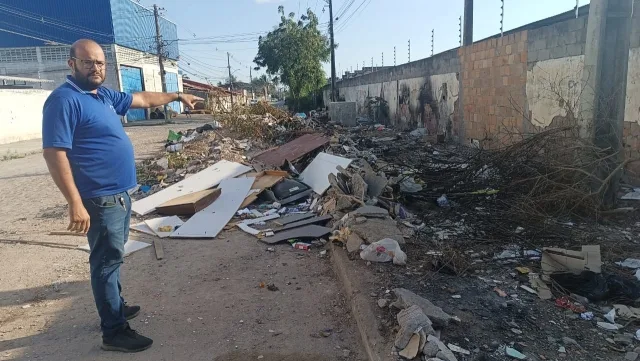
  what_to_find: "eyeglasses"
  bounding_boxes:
[71,57,106,69]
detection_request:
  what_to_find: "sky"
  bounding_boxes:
[145,0,590,85]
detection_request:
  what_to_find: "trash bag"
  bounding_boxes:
[551,271,640,304]
[360,238,407,266]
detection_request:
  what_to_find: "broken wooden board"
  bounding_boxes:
[299,152,353,195]
[239,170,288,208]
[79,240,151,256]
[131,160,251,216]
[49,231,85,237]
[153,239,164,260]
[260,225,332,244]
[274,215,333,233]
[156,188,221,216]
[144,216,184,238]
[130,222,158,236]
[171,177,255,238]
[274,212,315,225]
[253,133,329,167]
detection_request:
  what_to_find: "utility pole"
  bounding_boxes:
[153,4,169,120]
[408,40,411,62]
[328,0,337,102]
[463,0,473,45]
[575,0,579,18]
[249,67,254,100]
[227,52,234,107]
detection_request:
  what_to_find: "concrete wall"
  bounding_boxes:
[0,89,50,144]
[328,49,459,131]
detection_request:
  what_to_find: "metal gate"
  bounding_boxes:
[119,65,146,121]
[165,72,181,114]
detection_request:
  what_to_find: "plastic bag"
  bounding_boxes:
[360,238,407,266]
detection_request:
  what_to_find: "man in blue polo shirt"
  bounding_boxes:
[42,39,202,353]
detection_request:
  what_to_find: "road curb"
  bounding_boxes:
[330,243,393,361]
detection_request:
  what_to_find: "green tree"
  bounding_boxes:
[253,6,330,110]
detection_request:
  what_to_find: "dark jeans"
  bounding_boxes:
[83,191,132,338]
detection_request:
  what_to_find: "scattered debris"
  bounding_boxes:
[360,238,407,266]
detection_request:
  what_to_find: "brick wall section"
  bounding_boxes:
[459,31,529,146]
[527,17,587,69]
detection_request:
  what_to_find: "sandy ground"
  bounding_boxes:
[0,120,364,361]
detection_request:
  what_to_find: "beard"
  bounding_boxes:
[73,64,105,91]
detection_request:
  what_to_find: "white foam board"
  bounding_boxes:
[78,240,151,256]
[130,222,157,236]
[170,177,255,238]
[144,216,184,238]
[131,160,252,216]
[299,152,352,195]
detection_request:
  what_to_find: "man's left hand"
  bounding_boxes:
[180,94,204,109]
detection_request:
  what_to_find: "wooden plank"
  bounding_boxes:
[49,231,85,237]
[131,160,251,216]
[274,215,333,233]
[156,188,222,216]
[130,222,157,236]
[171,177,255,238]
[260,225,332,244]
[153,240,164,260]
[274,212,315,225]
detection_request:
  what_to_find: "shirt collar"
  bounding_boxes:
[66,75,95,94]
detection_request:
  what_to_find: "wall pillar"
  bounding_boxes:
[579,0,633,204]
[463,0,473,46]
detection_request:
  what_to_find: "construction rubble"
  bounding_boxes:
[130,103,640,361]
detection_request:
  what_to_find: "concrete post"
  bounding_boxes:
[463,0,473,46]
[579,0,633,205]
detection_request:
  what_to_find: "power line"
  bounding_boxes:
[334,0,372,34]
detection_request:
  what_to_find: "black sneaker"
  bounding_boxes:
[101,324,153,352]
[124,304,140,320]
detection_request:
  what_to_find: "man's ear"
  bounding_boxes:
[67,58,74,72]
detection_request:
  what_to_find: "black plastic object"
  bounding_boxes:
[551,271,640,304]
[271,179,310,200]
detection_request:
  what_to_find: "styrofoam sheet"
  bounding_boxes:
[170,177,255,238]
[131,160,252,216]
[144,216,184,238]
[130,222,156,236]
[79,240,151,256]
[299,152,352,195]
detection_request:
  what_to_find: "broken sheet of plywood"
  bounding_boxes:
[131,160,251,216]
[79,240,151,256]
[239,170,287,208]
[274,215,332,233]
[253,133,329,167]
[144,216,184,238]
[274,212,315,225]
[156,188,221,216]
[170,177,255,238]
[130,222,157,236]
[260,225,331,244]
[299,152,352,195]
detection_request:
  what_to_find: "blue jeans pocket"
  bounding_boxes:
[88,195,118,208]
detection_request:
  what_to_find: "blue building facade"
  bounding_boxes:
[0,0,179,59]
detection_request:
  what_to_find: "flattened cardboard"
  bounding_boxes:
[156,188,222,216]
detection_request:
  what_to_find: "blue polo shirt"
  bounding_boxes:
[42,76,136,199]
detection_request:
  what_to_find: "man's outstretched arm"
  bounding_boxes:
[43,148,90,234]
[131,92,203,109]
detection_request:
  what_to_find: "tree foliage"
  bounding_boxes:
[254,6,330,109]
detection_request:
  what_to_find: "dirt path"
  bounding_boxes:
[0,123,364,361]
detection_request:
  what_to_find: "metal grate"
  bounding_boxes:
[0,48,37,62]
